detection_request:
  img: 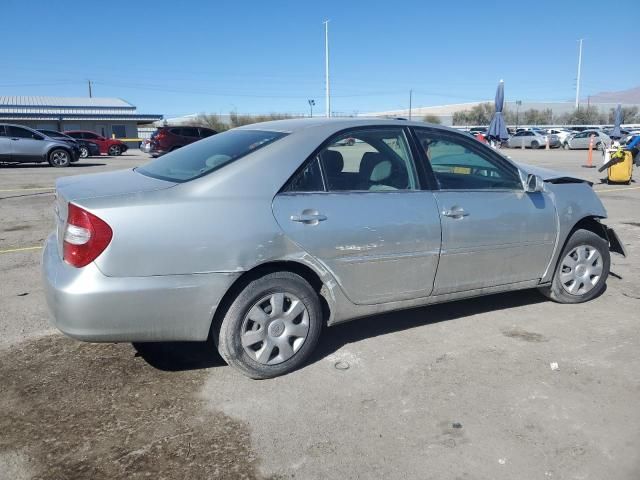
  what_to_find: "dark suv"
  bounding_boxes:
[149,126,217,157]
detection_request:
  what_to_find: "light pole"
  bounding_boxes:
[323,20,331,118]
[575,39,583,109]
[308,99,315,117]
[515,100,522,130]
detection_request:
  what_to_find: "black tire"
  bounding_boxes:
[108,145,122,156]
[47,149,71,167]
[563,142,570,150]
[216,272,323,379]
[79,145,89,158]
[531,140,539,149]
[539,229,610,304]
[596,142,603,151]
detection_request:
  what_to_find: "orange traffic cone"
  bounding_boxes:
[582,134,596,168]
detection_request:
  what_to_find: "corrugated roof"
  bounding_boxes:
[0,96,134,108]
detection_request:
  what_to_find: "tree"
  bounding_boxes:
[608,106,639,124]
[452,102,494,125]
[229,112,294,128]
[423,114,441,124]
[556,107,607,125]
[522,108,553,125]
[187,113,230,132]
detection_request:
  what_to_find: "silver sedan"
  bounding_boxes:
[43,119,626,378]
[563,130,611,150]
[507,130,561,149]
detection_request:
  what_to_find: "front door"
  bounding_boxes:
[413,128,557,295]
[6,125,46,162]
[273,127,442,305]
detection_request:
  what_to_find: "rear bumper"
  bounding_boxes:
[41,234,240,342]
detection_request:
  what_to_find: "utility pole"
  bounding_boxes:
[308,99,315,117]
[575,39,583,109]
[409,89,413,120]
[324,20,330,118]
[87,79,93,98]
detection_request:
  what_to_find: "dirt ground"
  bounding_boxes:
[1,148,639,479]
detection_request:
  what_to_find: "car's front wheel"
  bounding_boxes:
[108,145,122,156]
[531,140,539,149]
[48,149,70,167]
[539,229,610,303]
[216,272,323,379]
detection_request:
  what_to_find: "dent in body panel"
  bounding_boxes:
[540,183,608,283]
[271,191,443,305]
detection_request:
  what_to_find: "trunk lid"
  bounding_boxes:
[54,169,176,255]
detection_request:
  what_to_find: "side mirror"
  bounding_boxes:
[525,174,544,193]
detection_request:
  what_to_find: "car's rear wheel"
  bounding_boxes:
[48,149,70,167]
[216,272,323,379]
[563,142,570,150]
[596,141,603,151]
[79,145,89,158]
[531,140,539,149]
[539,229,610,303]
[108,145,122,156]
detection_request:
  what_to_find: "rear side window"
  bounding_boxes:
[138,129,287,182]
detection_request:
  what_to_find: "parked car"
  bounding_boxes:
[140,138,151,153]
[507,130,560,148]
[0,123,79,167]
[149,126,217,157]
[64,130,128,156]
[37,129,100,158]
[545,128,575,144]
[43,119,625,379]
[563,130,611,150]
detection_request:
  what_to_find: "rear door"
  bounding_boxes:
[413,128,557,295]
[6,126,46,162]
[0,126,11,161]
[272,127,442,305]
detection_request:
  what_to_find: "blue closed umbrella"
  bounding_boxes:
[610,104,622,139]
[487,80,509,141]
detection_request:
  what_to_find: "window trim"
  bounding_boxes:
[279,125,424,195]
[410,127,524,193]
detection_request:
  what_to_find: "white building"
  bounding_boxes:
[0,96,162,145]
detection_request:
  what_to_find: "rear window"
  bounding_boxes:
[137,129,287,182]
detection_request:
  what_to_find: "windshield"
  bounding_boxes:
[137,129,287,182]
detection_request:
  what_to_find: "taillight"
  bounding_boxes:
[63,203,113,268]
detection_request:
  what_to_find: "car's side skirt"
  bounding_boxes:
[327,279,543,326]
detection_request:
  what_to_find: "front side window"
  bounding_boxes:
[414,129,522,190]
[317,128,418,192]
[7,126,41,139]
[138,129,286,182]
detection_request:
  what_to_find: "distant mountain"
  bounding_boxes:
[585,86,640,104]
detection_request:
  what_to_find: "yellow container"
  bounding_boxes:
[608,151,633,184]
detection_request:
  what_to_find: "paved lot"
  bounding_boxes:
[1,148,639,479]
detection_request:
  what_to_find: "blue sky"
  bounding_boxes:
[2,0,638,117]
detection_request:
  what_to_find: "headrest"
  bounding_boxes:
[321,150,344,175]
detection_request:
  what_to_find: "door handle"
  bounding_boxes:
[442,207,469,219]
[290,213,327,224]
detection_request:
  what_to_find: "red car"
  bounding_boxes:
[149,126,217,157]
[64,130,128,156]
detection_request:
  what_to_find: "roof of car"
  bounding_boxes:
[235,117,459,134]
